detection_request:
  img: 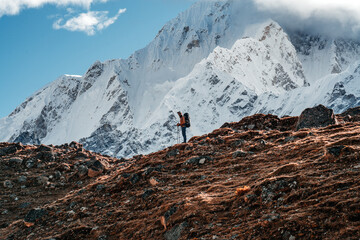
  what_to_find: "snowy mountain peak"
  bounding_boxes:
[257,21,308,87]
[289,32,360,84]
[84,61,104,80]
[258,21,282,41]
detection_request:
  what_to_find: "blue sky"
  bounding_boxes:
[0,0,197,118]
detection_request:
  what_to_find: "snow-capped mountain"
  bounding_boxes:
[1,0,360,157]
[290,32,360,84]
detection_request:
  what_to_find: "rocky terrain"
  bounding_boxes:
[1,105,360,240]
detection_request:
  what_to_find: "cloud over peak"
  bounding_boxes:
[53,8,126,35]
[254,0,360,19]
[253,0,360,38]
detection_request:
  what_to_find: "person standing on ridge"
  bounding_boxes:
[177,111,186,143]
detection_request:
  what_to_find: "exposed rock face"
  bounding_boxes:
[1,108,360,239]
[296,104,336,130]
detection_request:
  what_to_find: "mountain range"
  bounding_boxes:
[1,0,359,158]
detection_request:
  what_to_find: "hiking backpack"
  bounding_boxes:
[184,113,191,128]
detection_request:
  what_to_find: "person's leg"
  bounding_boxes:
[181,127,187,143]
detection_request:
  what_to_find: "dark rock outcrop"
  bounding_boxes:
[296,104,336,130]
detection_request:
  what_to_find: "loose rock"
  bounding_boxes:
[24,208,48,223]
[9,157,23,165]
[37,176,49,185]
[18,176,27,183]
[77,165,89,176]
[164,221,188,240]
[232,150,247,158]
[3,180,14,188]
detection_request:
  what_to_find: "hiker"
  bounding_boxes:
[177,111,187,143]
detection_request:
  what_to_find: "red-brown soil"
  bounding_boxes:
[1,113,360,240]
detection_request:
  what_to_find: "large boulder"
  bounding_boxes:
[296,105,336,130]
[24,208,48,225]
[87,159,109,177]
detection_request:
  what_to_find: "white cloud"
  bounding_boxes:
[253,0,360,37]
[53,8,126,35]
[0,0,108,17]
[253,0,360,19]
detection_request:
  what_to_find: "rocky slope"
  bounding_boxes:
[1,0,360,159]
[1,106,359,240]
[0,141,122,231]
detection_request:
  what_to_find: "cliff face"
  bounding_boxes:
[1,106,360,240]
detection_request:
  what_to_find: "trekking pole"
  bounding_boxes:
[177,126,180,144]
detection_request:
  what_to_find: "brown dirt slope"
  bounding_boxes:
[1,111,360,240]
